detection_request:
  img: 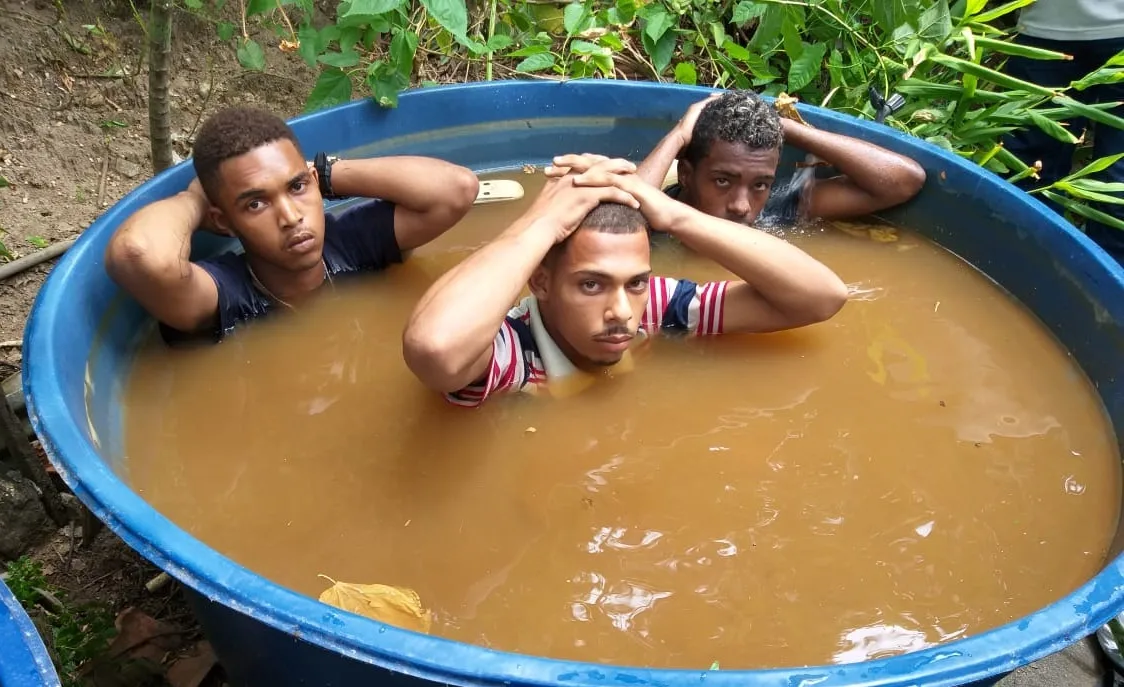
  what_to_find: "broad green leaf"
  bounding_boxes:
[722,39,750,61]
[828,47,845,88]
[304,68,352,112]
[642,29,676,74]
[613,0,637,24]
[974,0,1035,24]
[710,22,726,49]
[592,53,614,77]
[961,0,988,19]
[217,20,235,41]
[600,33,624,51]
[781,16,802,60]
[1030,112,1078,144]
[184,0,203,9]
[390,29,418,77]
[339,27,362,54]
[563,3,591,36]
[732,1,767,26]
[318,50,361,68]
[508,44,549,57]
[236,38,266,71]
[341,0,404,19]
[788,41,826,92]
[246,0,274,16]
[674,61,697,85]
[0,175,9,189]
[515,52,556,73]
[873,0,920,35]
[570,39,608,55]
[641,3,673,43]
[486,34,514,51]
[917,0,952,42]
[367,61,406,108]
[296,24,319,66]
[1062,153,1124,182]
[420,0,468,39]
[749,4,783,50]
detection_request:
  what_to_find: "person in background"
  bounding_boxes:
[606,89,926,227]
[1002,0,1124,264]
[105,106,479,346]
[400,154,848,408]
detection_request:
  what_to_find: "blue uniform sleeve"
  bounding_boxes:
[323,199,402,273]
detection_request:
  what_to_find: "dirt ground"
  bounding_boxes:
[0,0,322,682]
[0,0,323,378]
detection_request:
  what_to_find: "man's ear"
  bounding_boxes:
[528,264,551,301]
[677,159,695,188]
[208,206,235,237]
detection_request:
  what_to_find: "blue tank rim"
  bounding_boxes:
[0,577,62,687]
[20,79,1124,687]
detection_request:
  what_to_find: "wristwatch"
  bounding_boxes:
[314,152,345,200]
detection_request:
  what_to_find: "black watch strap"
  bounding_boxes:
[314,152,344,200]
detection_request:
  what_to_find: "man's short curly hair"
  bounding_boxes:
[192,107,303,201]
[681,90,783,166]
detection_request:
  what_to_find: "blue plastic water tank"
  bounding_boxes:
[22,80,1124,687]
[0,577,62,687]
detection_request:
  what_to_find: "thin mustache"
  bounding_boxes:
[595,327,632,338]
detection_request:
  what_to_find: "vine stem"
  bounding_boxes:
[485,0,497,81]
[274,0,298,43]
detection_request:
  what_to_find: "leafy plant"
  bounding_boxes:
[179,0,1124,230]
[4,556,117,687]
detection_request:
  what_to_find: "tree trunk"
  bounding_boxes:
[148,0,174,174]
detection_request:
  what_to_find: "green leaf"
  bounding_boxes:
[516,52,556,73]
[1052,95,1124,130]
[732,1,767,26]
[367,60,405,108]
[487,34,514,51]
[508,44,550,57]
[966,35,1072,60]
[1072,68,1124,91]
[641,3,673,43]
[217,20,235,41]
[788,41,826,92]
[961,0,988,19]
[710,21,727,49]
[184,0,203,9]
[722,39,750,61]
[339,26,362,54]
[917,0,952,42]
[420,0,468,38]
[675,61,697,85]
[781,16,802,60]
[297,24,319,66]
[1062,153,1124,182]
[1042,190,1124,231]
[27,236,49,249]
[974,0,1035,24]
[600,33,624,51]
[564,3,591,36]
[873,0,920,34]
[0,175,8,189]
[236,38,266,71]
[246,0,274,16]
[304,67,352,112]
[341,0,404,19]
[390,29,418,77]
[749,4,783,50]
[612,0,637,24]
[642,27,676,74]
[1030,112,1078,144]
[570,39,608,55]
[1070,178,1124,194]
[318,50,361,68]
[929,53,1055,95]
[709,661,720,671]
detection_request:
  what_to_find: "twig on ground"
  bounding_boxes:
[146,572,171,593]
[96,154,110,206]
[0,341,20,348]
[0,89,68,112]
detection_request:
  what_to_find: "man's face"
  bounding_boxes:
[533,228,652,368]
[209,139,326,273]
[680,139,780,225]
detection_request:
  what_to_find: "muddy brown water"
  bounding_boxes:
[119,172,1121,670]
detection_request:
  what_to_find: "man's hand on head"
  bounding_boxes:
[524,155,641,244]
[569,161,689,234]
[673,93,721,150]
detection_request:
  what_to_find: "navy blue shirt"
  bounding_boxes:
[160,198,400,346]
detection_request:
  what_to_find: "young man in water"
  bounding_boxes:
[401,154,848,407]
[584,89,926,226]
[105,106,479,345]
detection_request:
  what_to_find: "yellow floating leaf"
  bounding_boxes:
[868,227,900,243]
[318,576,432,634]
[279,39,300,53]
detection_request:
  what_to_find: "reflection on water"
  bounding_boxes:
[121,173,1121,670]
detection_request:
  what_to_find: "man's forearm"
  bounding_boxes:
[636,130,686,188]
[329,156,476,213]
[668,206,846,315]
[107,191,206,280]
[782,120,922,198]
[403,217,558,387]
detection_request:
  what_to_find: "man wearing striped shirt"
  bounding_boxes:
[401,154,848,408]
